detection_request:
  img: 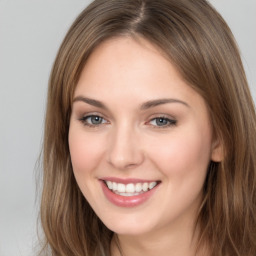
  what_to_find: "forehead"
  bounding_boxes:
[75,36,191,99]
[72,37,212,134]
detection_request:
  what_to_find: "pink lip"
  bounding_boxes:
[99,179,160,208]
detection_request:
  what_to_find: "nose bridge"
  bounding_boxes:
[107,121,144,169]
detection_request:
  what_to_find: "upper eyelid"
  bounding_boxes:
[150,116,175,120]
[78,111,107,119]
[148,116,177,123]
[79,114,176,120]
[80,114,105,119]
[147,113,176,120]
[74,107,112,120]
[79,114,108,122]
[76,110,177,123]
[73,101,179,117]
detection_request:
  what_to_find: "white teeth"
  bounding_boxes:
[117,192,140,196]
[112,182,117,191]
[149,181,157,189]
[105,180,158,195]
[142,183,148,191]
[117,183,126,193]
[106,181,113,190]
[126,183,135,193]
[135,183,142,192]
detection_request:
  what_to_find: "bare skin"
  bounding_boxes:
[69,36,222,256]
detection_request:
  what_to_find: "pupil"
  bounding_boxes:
[156,118,167,126]
[92,116,102,124]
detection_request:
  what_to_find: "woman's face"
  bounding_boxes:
[69,37,222,236]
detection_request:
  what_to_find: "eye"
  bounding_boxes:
[79,115,108,126]
[149,117,177,127]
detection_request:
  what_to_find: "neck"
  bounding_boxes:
[111,219,205,256]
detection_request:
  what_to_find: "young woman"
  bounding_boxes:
[40,0,256,255]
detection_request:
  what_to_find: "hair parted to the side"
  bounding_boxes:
[39,0,256,255]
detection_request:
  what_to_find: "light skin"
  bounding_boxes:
[68,37,223,256]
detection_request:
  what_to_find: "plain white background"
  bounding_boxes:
[0,1,255,255]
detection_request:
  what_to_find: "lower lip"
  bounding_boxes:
[100,181,159,207]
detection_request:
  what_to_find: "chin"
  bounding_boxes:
[101,213,156,236]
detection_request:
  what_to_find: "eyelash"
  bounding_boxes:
[78,115,177,128]
[79,115,108,127]
[148,116,177,128]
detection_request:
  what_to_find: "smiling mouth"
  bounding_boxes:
[103,180,161,197]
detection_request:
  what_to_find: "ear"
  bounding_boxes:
[211,138,224,162]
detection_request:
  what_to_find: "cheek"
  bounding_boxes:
[68,127,105,177]
[146,128,212,178]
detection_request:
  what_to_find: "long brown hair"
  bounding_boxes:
[39,0,256,255]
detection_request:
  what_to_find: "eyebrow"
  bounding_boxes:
[140,98,189,109]
[73,96,189,110]
[73,96,108,109]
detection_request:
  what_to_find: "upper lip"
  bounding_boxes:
[100,177,160,184]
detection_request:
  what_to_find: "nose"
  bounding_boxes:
[107,125,144,170]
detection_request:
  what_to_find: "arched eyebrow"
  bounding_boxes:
[73,96,108,110]
[73,96,189,110]
[140,98,189,109]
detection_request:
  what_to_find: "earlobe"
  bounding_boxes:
[211,139,224,162]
